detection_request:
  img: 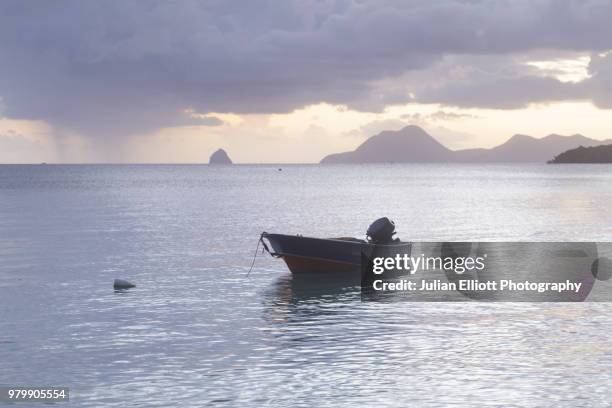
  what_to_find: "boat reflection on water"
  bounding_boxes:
[263,273,361,312]
[260,271,365,330]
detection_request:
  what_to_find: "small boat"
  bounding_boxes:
[260,218,411,274]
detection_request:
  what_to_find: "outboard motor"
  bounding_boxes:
[366,217,396,244]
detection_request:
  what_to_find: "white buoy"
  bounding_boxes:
[114,279,135,289]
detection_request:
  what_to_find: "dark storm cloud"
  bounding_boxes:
[0,0,611,137]
[417,71,584,109]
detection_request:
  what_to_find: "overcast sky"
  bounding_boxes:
[1,0,612,163]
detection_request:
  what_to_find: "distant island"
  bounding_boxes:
[320,125,612,163]
[209,148,233,164]
[548,144,612,163]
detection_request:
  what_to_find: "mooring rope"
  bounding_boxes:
[247,232,282,277]
[246,234,263,278]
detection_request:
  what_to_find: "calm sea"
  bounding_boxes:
[1,164,611,407]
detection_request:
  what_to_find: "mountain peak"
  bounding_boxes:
[209,148,233,165]
[399,125,430,134]
[506,134,536,143]
[357,125,442,149]
[321,125,452,163]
